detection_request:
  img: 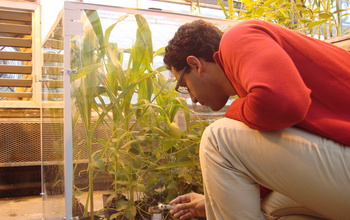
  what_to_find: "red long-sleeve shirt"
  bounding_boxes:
[213,20,350,146]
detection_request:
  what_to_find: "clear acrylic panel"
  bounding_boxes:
[41,10,65,219]
[44,2,234,219]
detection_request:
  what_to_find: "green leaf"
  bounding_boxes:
[163,140,176,151]
[139,75,153,101]
[254,7,265,17]
[116,200,129,211]
[153,126,171,138]
[263,0,278,6]
[93,158,105,170]
[110,212,124,219]
[333,8,350,14]
[136,14,153,50]
[119,139,140,151]
[125,205,137,219]
[114,180,130,185]
[71,64,102,81]
[84,10,106,58]
[155,161,196,169]
[319,12,332,19]
[154,46,165,57]
[179,172,193,181]
[105,192,118,204]
[308,20,327,29]
[134,183,146,192]
[105,14,129,46]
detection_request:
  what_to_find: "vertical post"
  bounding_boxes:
[63,16,73,220]
[63,2,83,219]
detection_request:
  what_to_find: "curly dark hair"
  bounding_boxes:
[163,19,223,72]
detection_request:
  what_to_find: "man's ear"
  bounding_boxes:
[186,56,204,76]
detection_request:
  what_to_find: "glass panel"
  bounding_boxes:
[63,2,234,219]
[41,11,65,219]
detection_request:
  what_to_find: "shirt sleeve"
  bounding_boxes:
[220,21,312,130]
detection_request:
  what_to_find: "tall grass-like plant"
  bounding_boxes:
[70,10,206,219]
[70,10,105,218]
[217,0,349,39]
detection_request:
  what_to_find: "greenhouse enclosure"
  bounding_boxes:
[1,0,350,220]
[41,2,234,220]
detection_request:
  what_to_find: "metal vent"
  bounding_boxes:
[42,122,64,162]
[42,122,110,162]
[0,122,40,166]
[0,121,112,167]
[72,123,111,161]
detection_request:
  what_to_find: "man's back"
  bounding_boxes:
[214,19,350,145]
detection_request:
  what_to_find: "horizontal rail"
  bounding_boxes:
[0,37,32,48]
[0,78,32,87]
[0,23,31,35]
[0,51,32,61]
[0,91,32,98]
[0,65,32,74]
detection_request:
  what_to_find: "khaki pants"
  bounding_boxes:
[199,118,350,220]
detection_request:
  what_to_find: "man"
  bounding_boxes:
[163,19,350,220]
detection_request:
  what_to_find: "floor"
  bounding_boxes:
[0,195,43,220]
[0,191,107,220]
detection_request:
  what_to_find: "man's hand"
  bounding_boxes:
[169,192,206,220]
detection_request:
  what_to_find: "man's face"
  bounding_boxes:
[171,65,230,111]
